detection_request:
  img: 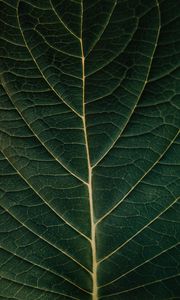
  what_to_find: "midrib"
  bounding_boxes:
[80,1,98,299]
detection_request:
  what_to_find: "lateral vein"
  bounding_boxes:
[0,82,88,187]
[16,1,82,118]
[96,129,179,226]
[0,245,91,295]
[0,150,91,245]
[92,0,161,169]
[98,196,179,265]
[0,275,78,300]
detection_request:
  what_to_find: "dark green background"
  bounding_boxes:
[0,0,180,299]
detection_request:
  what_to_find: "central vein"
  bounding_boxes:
[80,2,98,299]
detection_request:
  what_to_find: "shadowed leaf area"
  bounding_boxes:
[0,0,180,299]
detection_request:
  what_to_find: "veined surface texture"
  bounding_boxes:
[0,0,180,299]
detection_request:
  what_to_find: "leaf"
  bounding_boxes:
[0,0,180,299]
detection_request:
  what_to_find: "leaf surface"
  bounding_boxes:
[0,0,180,299]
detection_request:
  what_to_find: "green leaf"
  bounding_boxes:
[0,0,180,299]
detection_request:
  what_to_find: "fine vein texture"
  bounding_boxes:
[0,0,180,299]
